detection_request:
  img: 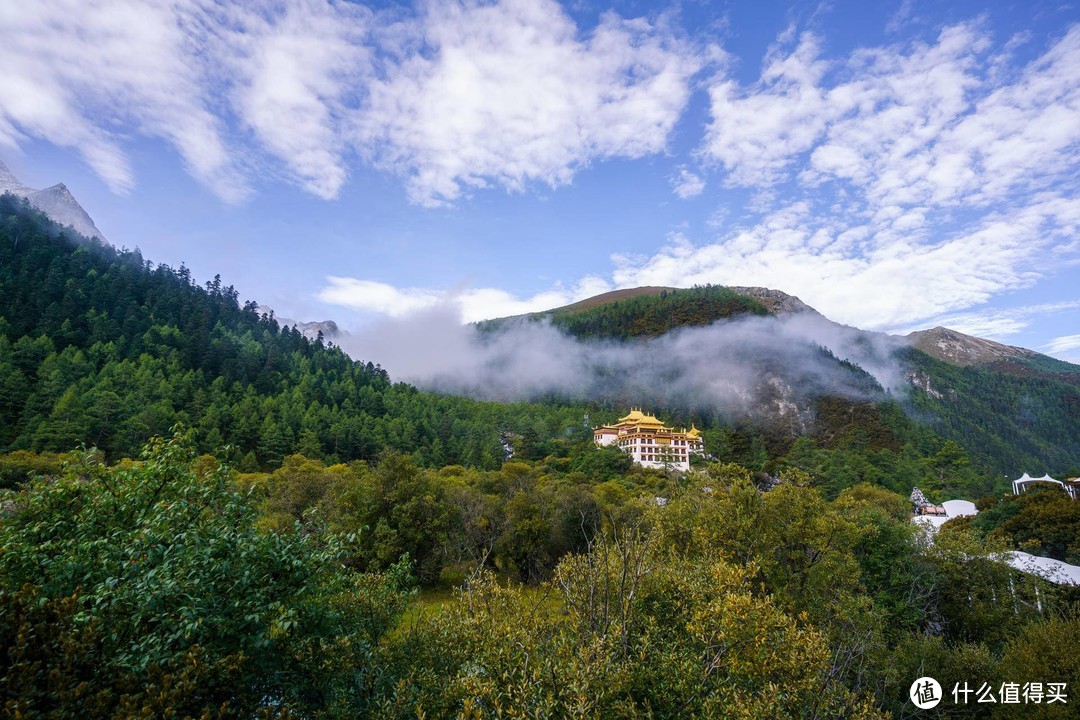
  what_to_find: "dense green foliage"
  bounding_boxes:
[3,430,1076,718]
[905,349,1080,478]
[2,150,1079,717]
[478,285,768,340]
[544,285,769,339]
[0,429,414,718]
[0,195,599,471]
[0,196,997,504]
[970,486,1080,564]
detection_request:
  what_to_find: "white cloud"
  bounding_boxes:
[0,0,700,205]
[671,166,705,199]
[319,274,612,323]
[704,22,1080,213]
[608,196,1080,331]
[703,31,841,186]
[357,0,701,206]
[1045,334,1080,353]
[318,277,442,318]
[679,22,1080,330]
[225,0,371,200]
[0,0,248,201]
[899,300,1080,340]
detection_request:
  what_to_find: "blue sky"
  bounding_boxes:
[2,0,1079,361]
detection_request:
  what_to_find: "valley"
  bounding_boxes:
[0,186,1077,718]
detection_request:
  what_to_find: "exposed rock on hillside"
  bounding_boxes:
[0,160,106,242]
[728,287,817,315]
[906,326,1040,367]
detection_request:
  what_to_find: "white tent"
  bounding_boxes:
[1002,551,1080,586]
[911,499,978,532]
[1013,472,1064,495]
[942,499,977,517]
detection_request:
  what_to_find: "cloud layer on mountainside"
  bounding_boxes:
[342,305,907,418]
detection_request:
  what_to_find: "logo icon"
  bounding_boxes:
[911,677,943,709]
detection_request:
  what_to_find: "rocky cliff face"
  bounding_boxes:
[728,287,817,315]
[0,161,106,242]
[0,161,29,196]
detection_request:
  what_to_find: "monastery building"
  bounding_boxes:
[594,408,703,471]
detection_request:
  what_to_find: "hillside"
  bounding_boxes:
[0,196,595,471]
[3,188,1075,494]
[4,194,1079,720]
[478,286,1080,480]
[479,285,770,339]
[0,197,1005,506]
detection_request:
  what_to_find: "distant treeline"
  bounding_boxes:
[478,285,769,340]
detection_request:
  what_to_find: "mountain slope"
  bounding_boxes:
[0,196,593,470]
[0,160,106,242]
[480,286,1080,480]
[909,326,1080,383]
[480,285,771,339]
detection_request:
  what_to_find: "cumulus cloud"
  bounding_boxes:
[671,166,705,199]
[318,274,612,322]
[357,0,701,206]
[703,21,1080,211]
[0,0,699,204]
[704,31,841,186]
[669,22,1080,330]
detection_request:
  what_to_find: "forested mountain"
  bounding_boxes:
[0,194,595,472]
[478,284,770,338]
[2,186,1078,720]
[905,349,1080,477]
[2,190,1076,496]
[482,285,1080,481]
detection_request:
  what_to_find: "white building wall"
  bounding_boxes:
[595,431,618,446]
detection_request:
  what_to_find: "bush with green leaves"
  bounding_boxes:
[0,428,413,718]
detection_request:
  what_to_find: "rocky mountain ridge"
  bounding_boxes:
[0,160,106,242]
[904,325,1059,368]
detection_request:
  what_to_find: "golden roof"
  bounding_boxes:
[618,407,664,426]
[686,424,701,439]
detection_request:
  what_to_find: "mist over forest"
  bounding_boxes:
[344,303,910,417]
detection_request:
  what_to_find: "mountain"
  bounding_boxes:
[908,326,1040,367]
[908,325,1080,383]
[0,195,591,471]
[0,160,106,242]
[480,285,1080,481]
[0,161,29,196]
[726,286,819,315]
[1,187,1075,497]
[479,284,771,339]
[255,304,343,343]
